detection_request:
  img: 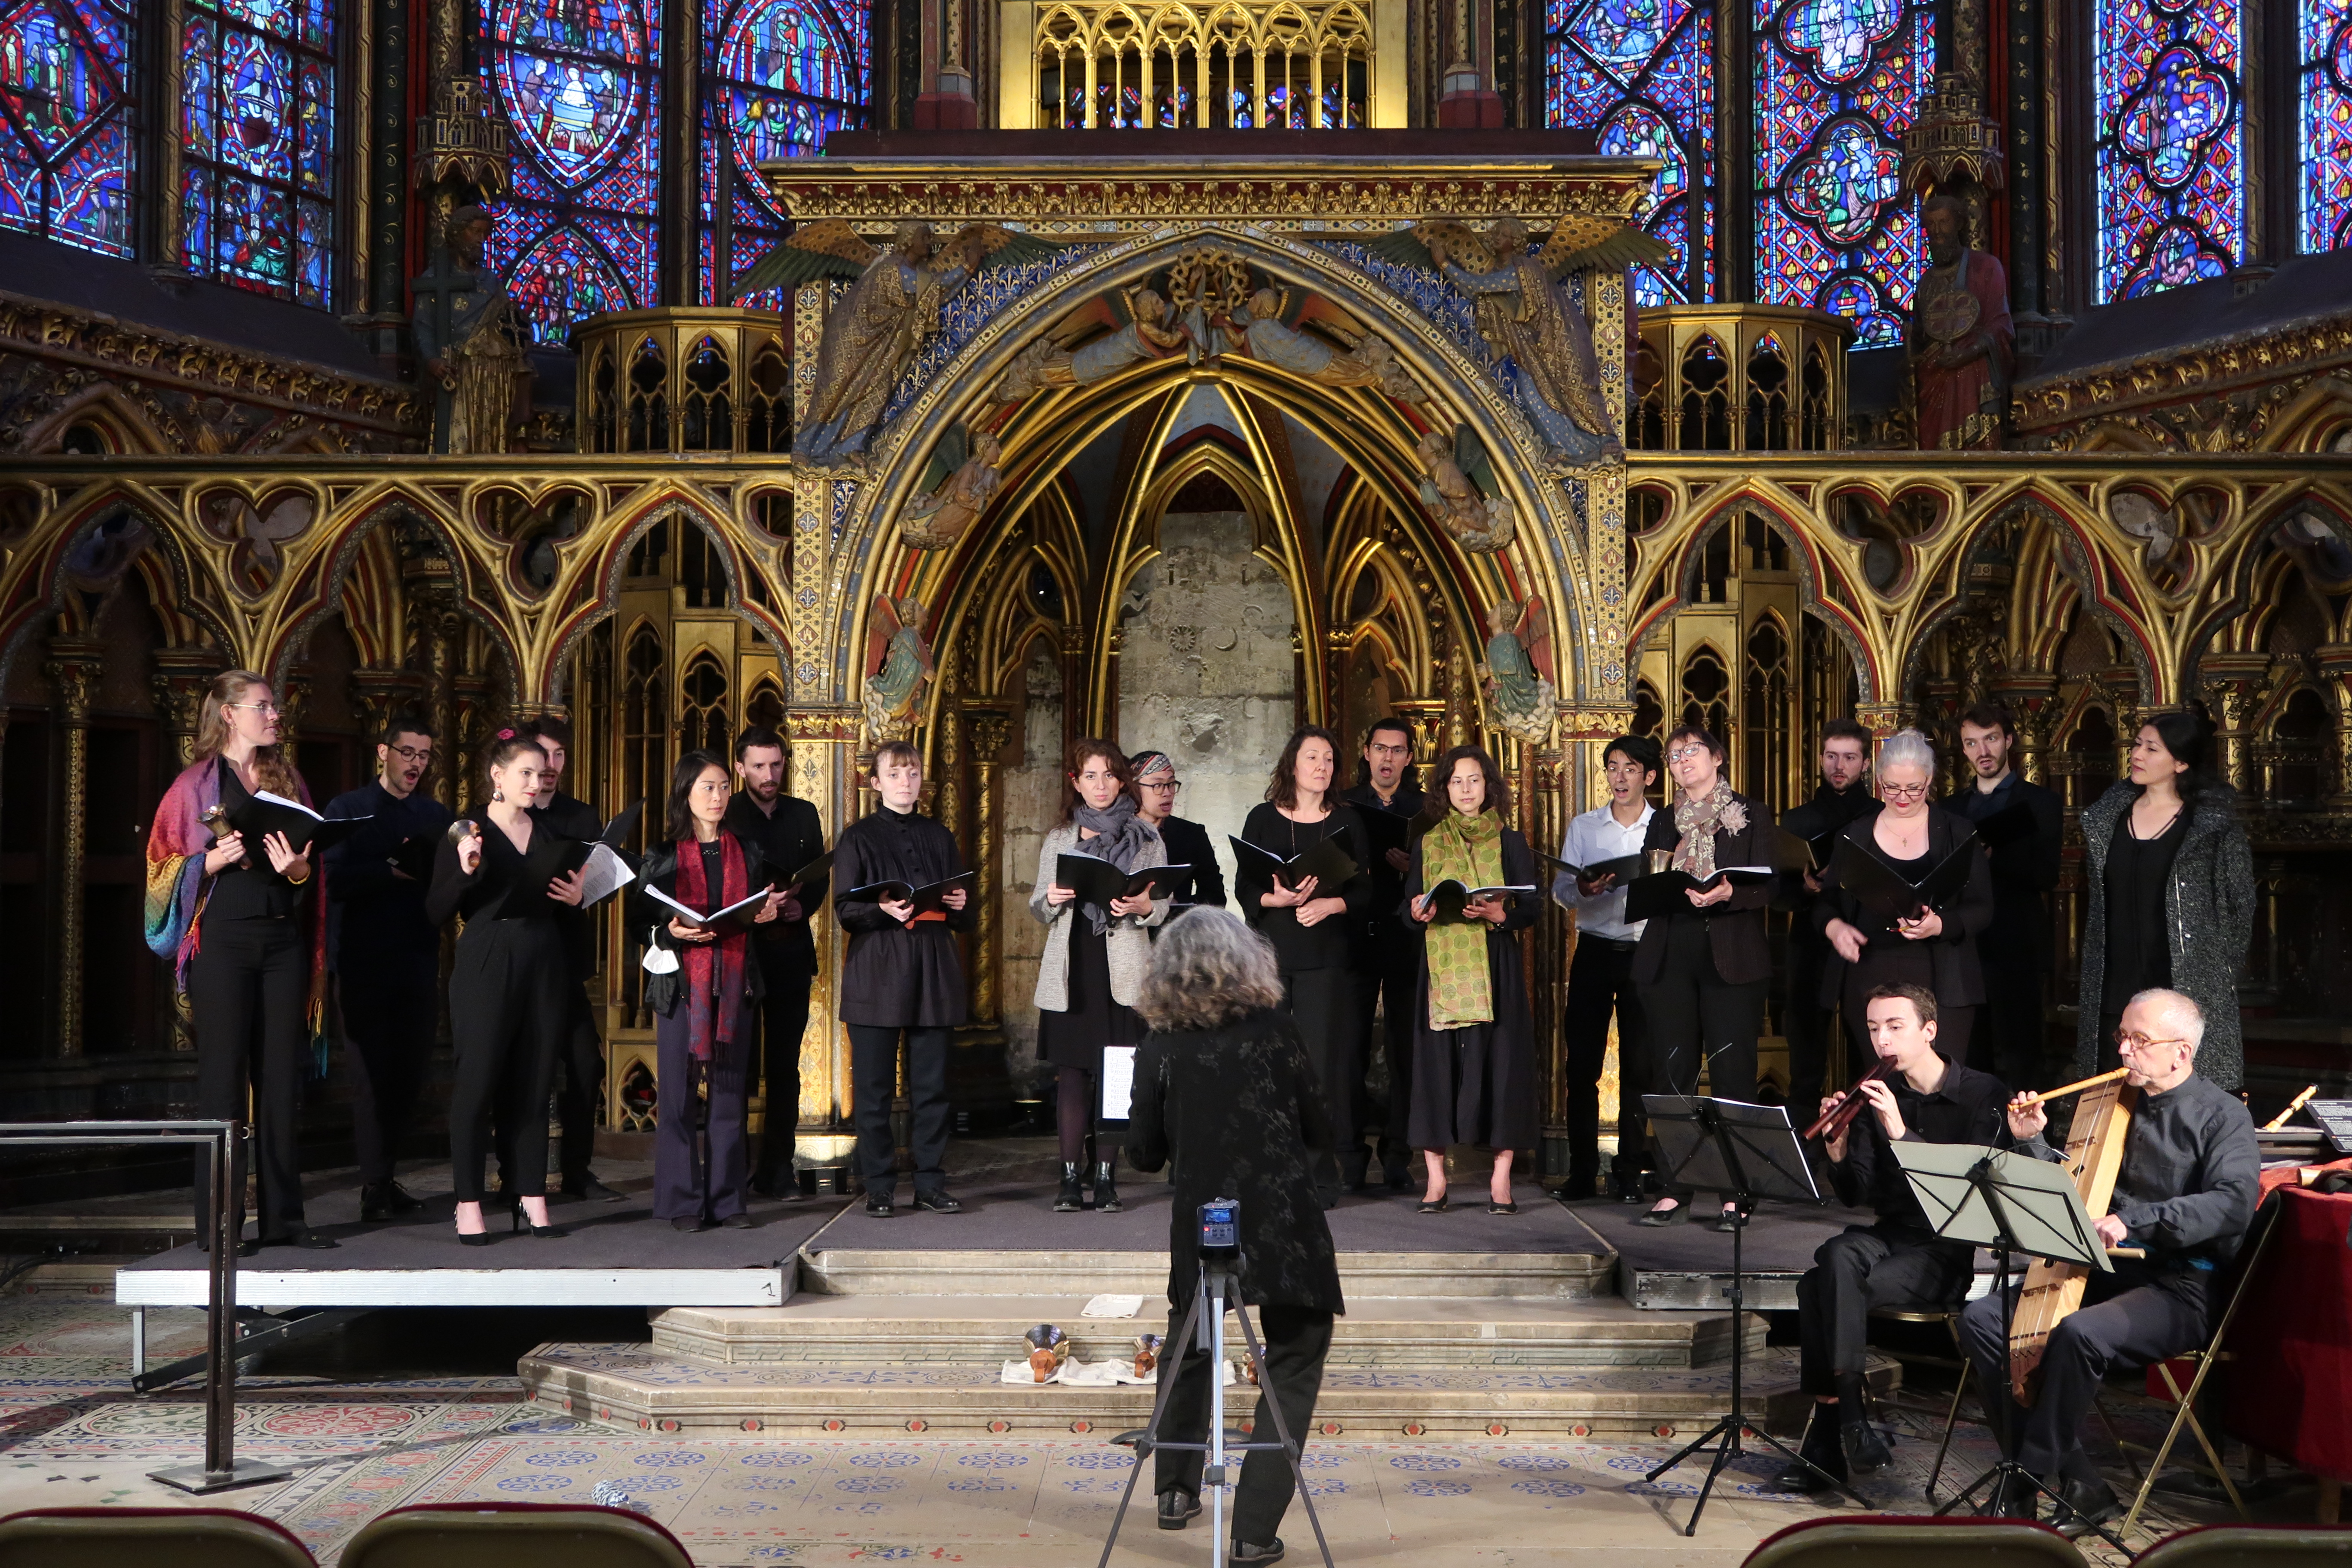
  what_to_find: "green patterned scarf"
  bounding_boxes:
[1422,808,1505,1030]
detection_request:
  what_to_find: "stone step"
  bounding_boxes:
[651,1294,1759,1370]
[797,1247,1615,1301]
[517,1340,1896,1440]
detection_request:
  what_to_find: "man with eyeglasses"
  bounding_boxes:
[1552,734,1658,1200]
[1954,987,2259,1536]
[1130,750,1225,910]
[1341,717,1425,1193]
[1779,720,1881,1119]
[324,711,454,1221]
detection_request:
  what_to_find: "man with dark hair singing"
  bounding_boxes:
[1943,701,2062,1086]
[1777,982,2009,1493]
[1779,719,1881,1117]
[724,725,828,1197]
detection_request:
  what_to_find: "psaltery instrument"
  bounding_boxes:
[1803,1058,1895,1141]
[2008,1066,2137,1404]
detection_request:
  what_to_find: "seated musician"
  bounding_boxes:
[1777,982,2009,1492]
[1956,986,2260,1535]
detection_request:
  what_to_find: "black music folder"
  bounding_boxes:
[1824,834,1976,923]
[645,882,774,937]
[1420,879,1537,923]
[1229,833,1360,891]
[1621,864,1776,923]
[842,869,978,913]
[1054,854,1190,907]
[218,774,371,857]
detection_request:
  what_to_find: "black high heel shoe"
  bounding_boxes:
[1634,1199,1689,1228]
[511,1200,567,1239]
[456,1228,494,1247]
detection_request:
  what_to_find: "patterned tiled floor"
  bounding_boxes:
[0,1292,2312,1567]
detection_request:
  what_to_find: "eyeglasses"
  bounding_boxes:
[227,701,282,716]
[1137,778,1182,791]
[1880,782,1930,800]
[386,743,435,765]
[2114,1029,2191,1052]
[1366,742,1412,758]
[1666,745,1711,763]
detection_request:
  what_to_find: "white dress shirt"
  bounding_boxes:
[1554,802,1655,943]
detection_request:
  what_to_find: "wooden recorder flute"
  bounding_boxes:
[2263,1084,2320,1131]
[2017,1066,2130,1104]
[1803,1059,1894,1141]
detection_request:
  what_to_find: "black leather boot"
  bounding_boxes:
[1094,1150,1122,1213]
[1770,1403,1849,1494]
[1055,1162,1084,1213]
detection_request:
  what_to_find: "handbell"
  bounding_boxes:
[448,818,479,844]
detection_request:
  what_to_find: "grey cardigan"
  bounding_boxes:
[2074,781,2254,1089]
[1030,822,1170,1012]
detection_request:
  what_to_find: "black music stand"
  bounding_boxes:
[1892,1141,2130,1553]
[1640,1094,1856,1533]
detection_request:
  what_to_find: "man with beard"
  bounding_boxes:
[324,712,453,1220]
[1341,717,1424,1192]
[1942,702,2062,1085]
[1910,193,2014,450]
[520,715,623,1202]
[1779,720,1880,1116]
[722,725,828,1198]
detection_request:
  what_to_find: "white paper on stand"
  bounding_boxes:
[1081,1293,1144,1318]
[1099,1045,1137,1120]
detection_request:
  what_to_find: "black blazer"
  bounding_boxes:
[630,831,776,1018]
[722,790,829,975]
[1631,790,1778,988]
[1127,1007,1344,1315]
[1811,807,1996,1008]
[1154,815,1227,910]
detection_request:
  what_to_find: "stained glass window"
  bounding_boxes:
[700,0,868,304]
[2306,0,2352,252]
[1752,0,1931,347]
[182,0,337,305]
[0,0,135,256]
[481,0,662,343]
[2095,0,2241,300]
[1545,0,1715,304]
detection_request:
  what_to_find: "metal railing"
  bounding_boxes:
[0,1119,286,1494]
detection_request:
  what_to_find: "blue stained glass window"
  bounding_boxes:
[482,0,662,342]
[0,0,135,256]
[2094,0,2240,300]
[2303,0,2352,252]
[1545,0,1715,303]
[699,0,868,305]
[182,0,337,305]
[1752,0,1930,347]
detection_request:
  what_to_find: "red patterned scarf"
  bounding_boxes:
[675,831,750,1062]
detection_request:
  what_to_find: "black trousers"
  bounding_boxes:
[448,919,568,1203]
[1563,935,1644,1186]
[338,951,437,1188]
[1636,916,1763,1106]
[1785,930,1837,1117]
[1797,1221,1975,1394]
[653,995,753,1222]
[1977,915,2046,1087]
[846,1023,951,1196]
[1351,954,1416,1176]
[554,979,603,1182]
[1155,1299,1335,1545]
[189,915,309,1240]
[1958,1267,2209,1479]
[752,950,814,1183]
[1283,967,1363,1188]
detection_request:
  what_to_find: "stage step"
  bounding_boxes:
[796,1246,1615,1301]
[648,1294,1758,1370]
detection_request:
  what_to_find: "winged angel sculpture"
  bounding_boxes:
[1370,216,1663,469]
[1480,597,1556,743]
[738,219,1063,469]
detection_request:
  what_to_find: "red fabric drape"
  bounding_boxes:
[2223,1188,2352,1482]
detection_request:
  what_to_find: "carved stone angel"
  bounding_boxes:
[1372,216,1660,469]
[862,593,935,740]
[899,429,1001,551]
[1417,427,1516,553]
[1480,598,1556,744]
[1220,288,1426,402]
[737,218,1062,469]
[988,285,1197,410]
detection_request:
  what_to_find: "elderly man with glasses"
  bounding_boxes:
[1953,987,2260,1537]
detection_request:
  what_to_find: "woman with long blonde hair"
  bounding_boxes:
[143,669,334,1251]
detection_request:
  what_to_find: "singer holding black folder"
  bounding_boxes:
[1031,740,1170,1214]
[723,726,828,1199]
[635,750,784,1231]
[426,732,586,1244]
[1403,746,1540,1214]
[833,738,974,1217]
[1630,725,1776,1231]
[145,671,335,1251]
[1237,726,1374,1206]
[323,710,452,1222]
[1815,729,1994,1071]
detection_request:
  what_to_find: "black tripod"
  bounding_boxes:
[1097,1260,1336,1568]
[1641,1095,1863,1534]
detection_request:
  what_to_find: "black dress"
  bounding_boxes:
[2101,808,2187,1026]
[1401,828,1542,1152]
[1038,918,1146,1071]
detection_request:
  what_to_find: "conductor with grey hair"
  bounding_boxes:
[1955,986,2259,1536]
[1127,909,1344,1564]
[1814,727,1997,1066]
